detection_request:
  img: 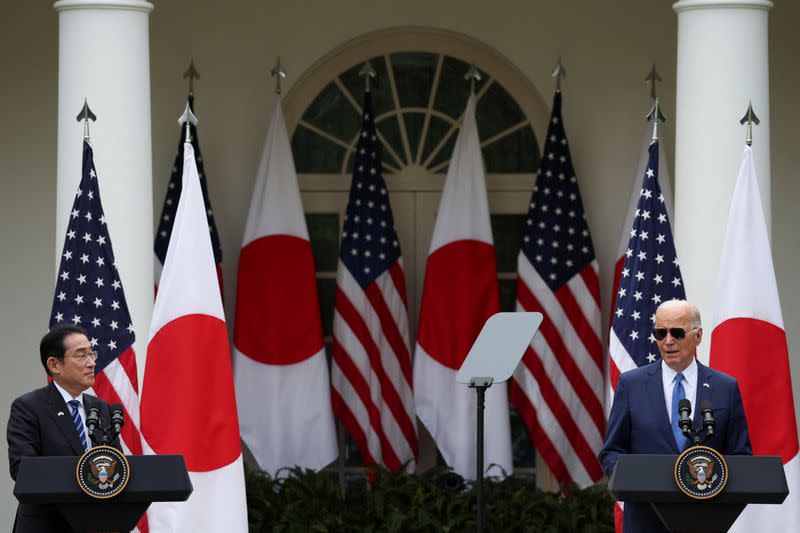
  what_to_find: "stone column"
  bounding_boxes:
[54,0,154,381]
[672,0,772,360]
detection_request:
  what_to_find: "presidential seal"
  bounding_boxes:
[674,445,728,500]
[76,445,130,499]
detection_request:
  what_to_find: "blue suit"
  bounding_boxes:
[599,360,751,533]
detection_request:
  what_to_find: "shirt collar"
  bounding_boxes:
[661,357,698,389]
[53,380,83,405]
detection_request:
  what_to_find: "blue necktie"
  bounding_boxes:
[68,399,90,452]
[671,373,689,451]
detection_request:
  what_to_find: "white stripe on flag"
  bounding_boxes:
[330,362,384,463]
[565,261,602,340]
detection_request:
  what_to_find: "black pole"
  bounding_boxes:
[476,384,486,533]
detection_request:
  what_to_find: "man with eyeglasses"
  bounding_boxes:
[599,300,751,533]
[6,324,119,533]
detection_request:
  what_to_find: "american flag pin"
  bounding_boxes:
[57,411,65,416]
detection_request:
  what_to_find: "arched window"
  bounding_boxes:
[282,27,553,487]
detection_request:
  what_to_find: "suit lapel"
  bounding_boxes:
[646,362,678,453]
[47,382,86,455]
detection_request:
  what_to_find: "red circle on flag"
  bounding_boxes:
[234,235,325,365]
[142,315,241,472]
[417,240,500,370]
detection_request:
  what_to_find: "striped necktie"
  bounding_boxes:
[68,399,90,452]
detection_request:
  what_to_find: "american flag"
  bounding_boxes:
[49,141,145,458]
[608,140,686,391]
[154,96,222,290]
[330,91,418,471]
[509,90,604,487]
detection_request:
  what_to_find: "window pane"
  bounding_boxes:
[483,125,540,173]
[306,213,340,272]
[291,124,343,173]
[391,52,437,108]
[498,279,517,313]
[491,214,525,273]
[301,82,361,142]
[403,112,426,161]
[511,407,536,468]
[433,56,486,119]
[375,114,405,168]
[475,81,527,140]
[421,115,454,168]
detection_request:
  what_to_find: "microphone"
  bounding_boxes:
[86,407,100,445]
[701,400,715,436]
[678,399,693,437]
[110,404,124,437]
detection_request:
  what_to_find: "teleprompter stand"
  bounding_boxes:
[456,312,543,533]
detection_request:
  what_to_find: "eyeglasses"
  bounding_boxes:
[652,327,698,341]
[67,351,99,362]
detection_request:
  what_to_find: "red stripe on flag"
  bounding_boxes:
[711,318,799,463]
[93,372,143,456]
[335,289,417,459]
[517,281,605,433]
[387,262,408,308]
[332,338,402,471]
[330,387,376,467]
[364,282,412,386]
[517,346,603,482]
[608,358,621,392]
[554,281,603,370]
[579,263,602,308]
[509,381,573,485]
[117,348,139,393]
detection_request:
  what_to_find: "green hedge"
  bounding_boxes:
[245,467,614,532]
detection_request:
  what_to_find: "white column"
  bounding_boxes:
[54,0,154,384]
[673,0,772,361]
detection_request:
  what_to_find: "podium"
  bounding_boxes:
[14,454,193,532]
[608,454,788,532]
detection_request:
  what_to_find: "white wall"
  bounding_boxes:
[1,0,797,527]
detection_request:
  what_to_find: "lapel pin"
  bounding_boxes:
[703,383,710,388]
[57,411,65,416]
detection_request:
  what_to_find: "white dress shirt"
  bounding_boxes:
[53,381,89,443]
[661,358,698,423]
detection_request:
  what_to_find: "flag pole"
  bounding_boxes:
[739,102,760,146]
[464,64,481,96]
[271,57,286,95]
[76,99,96,143]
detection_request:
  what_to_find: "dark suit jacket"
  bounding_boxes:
[599,360,751,533]
[7,381,119,533]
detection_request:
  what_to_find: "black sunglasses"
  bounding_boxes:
[652,327,698,341]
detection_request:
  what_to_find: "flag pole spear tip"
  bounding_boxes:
[183,59,200,98]
[739,102,760,146]
[271,57,287,95]
[464,64,481,96]
[76,98,97,142]
[645,63,662,100]
[359,60,376,93]
[178,100,198,143]
[646,97,666,143]
[551,58,566,92]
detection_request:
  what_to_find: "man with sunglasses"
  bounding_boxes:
[599,300,751,533]
[6,324,119,533]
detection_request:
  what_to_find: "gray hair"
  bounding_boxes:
[656,299,701,328]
